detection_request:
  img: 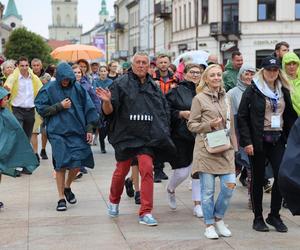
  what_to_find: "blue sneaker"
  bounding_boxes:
[139,214,158,226]
[108,203,119,217]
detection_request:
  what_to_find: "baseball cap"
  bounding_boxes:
[261,56,280,69]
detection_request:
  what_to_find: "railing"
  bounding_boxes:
[210,22,241,36]
[114,22,125,32]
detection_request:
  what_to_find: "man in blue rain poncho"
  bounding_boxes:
[35,62,99,212]
[0,86,39,208]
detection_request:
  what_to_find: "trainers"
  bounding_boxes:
[56,199,67,211]
[101,149,107,154]
[75,172,83,179]
[215,220,232,237]
[108,203,119,217]
[193,204,203,218]
[282,200,288,209]
[64,188,77,204]
[22,168,32,175]
[239,176,248,187]
[134,191,141,205]
[80,167,88,174]
[253,216,269,232]
[167,189,176,210]
[139,214,158,226]
[125,177,135,197]
[204,225,219,239]
[40,149,48,160]
[266,215,288,233]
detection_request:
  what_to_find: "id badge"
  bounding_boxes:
[271,114,281,128]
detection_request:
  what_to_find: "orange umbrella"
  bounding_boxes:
[50,44,104,62]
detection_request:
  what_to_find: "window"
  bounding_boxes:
[296,0,300,19]
[258,0,276,21]
[174,8,177,31]
[256,50,274,68]
[294,49,300,58]
[202,0,208,24]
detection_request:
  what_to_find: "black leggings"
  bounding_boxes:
[250,139,285,218]
[99,127,107,151]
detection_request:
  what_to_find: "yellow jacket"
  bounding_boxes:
[4,67,43,109]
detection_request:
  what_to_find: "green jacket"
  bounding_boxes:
[223,60,239,92]
[282,52,300,116]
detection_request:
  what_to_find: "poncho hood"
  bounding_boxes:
[56,62,76,87]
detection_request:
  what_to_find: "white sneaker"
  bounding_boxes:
[204,225,219,239]
[167,189,176,210]
[215,220,232,237]
[193,204,203,218]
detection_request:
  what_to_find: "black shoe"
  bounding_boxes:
[253,217,269,232]
[125,178,134,197]
[154,172,162,183]
[159,170,168,180]
[135,191,141,205]
[75,172,83,179]
[22,168,32,175]
[0,201,3,209]
[64,188,77,204]
[239,176,248,187]
[101,148,107,154]
[40,149,48,160]
[266,215,288,233]
[56,199,67,211]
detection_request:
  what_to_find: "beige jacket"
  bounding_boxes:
[187,86,235,175]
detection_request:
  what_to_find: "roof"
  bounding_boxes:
[47,40,72,50]
[99,0,109,16]
[3,0,22,20]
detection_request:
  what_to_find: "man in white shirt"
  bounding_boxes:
[4,57,43,174]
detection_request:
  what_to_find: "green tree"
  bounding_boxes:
[4,28,55,65]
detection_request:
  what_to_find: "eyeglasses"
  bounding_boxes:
[189,71,201,75]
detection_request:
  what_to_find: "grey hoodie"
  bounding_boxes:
[227,65,256,115]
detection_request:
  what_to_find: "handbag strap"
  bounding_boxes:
[224,96,231,131]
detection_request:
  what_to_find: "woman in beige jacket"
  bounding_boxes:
[188,64,238,239]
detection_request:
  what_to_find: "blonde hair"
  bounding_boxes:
[256,68,291,91]
[196,64,224,94]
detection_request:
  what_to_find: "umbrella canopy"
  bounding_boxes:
[173,50,209,66]
[50,44,104,62]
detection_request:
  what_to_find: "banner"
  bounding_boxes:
[93,35,106,62]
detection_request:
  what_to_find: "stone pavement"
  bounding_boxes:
[1,143,300,250]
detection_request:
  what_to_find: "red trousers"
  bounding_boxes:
[109,154,153,216]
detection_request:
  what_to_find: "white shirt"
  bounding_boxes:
[12,74,35,108]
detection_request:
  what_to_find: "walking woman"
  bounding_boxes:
[238,56,297,233]
[165,64,203,217]
[188,64,238,239]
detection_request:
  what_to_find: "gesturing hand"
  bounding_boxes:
[61,98,72,109]
[96,88,111,102]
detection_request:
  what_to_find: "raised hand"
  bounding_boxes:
[96,88,111,102]
[61,98,72,109]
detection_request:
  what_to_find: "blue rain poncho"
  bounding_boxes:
[34,63,99,170]
[0,87,39,177]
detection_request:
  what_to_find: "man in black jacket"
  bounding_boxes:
[96,52,175,226]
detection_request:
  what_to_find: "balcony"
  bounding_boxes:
[154,0,172,19]
[210,22,241,41]
[114,22,125,33]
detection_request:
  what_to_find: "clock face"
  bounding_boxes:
[10,22,16,28]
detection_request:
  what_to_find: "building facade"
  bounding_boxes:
[172,0,300,67]
[48,0,82,41]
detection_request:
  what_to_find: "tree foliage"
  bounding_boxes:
[4,28,55,65]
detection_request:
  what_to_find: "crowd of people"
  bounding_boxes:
[0,40,300,239]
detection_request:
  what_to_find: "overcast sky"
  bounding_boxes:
[2,0,115,38]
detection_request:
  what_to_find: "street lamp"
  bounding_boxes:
[104,20,110,64]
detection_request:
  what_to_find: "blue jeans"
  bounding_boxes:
[200,173,236,225]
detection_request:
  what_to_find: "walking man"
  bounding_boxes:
[96,52,175,226]
[35,62,99,211]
